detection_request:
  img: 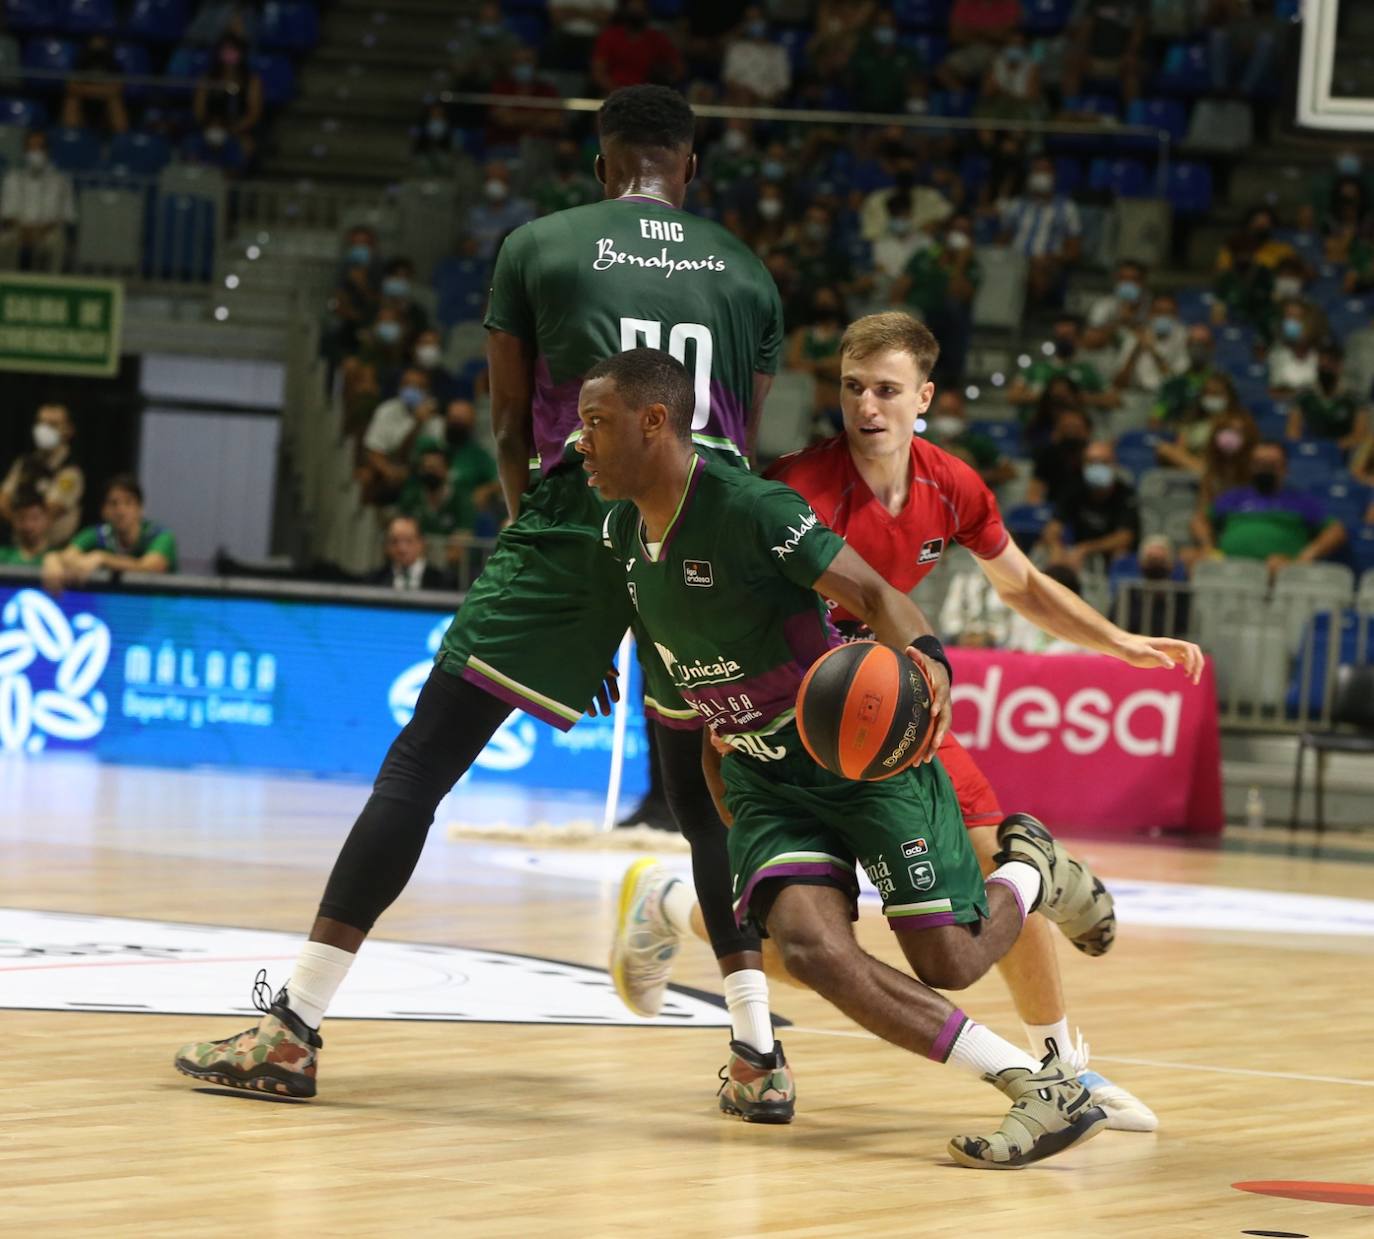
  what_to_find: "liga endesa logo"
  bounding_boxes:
[950,665,1181,757]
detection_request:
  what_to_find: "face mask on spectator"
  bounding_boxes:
[1187,342,1211,366]
[484,178,509,202]
[376,320,402,344]
[399,385,427,410]
[1028,171,1055,195]
[448,421,472,445]
[1141,559,1171,581]
[1116,279,1141,303]
[931,415,964,439]
[1319,365,1341,391]
[511,62,534,84]
[426,117,448,140]
[25,149,47,171]
[1202,394,1230,416]
[1337,153,1362,176]
[33,423,61,452]
[1213,426,1243,453]
[945,230,971,251]
[1083,462,1115,489]
[889,216,912,236]
[1252,468,1280,495]
[348,243,372,265]
[419,469,446,491]
[758,197,783,220]
[905,96,929,114]
[1151,315,1175,336]
[1281,317,1304,343]
[1053,337,1076,359]
[873,26,895,46]
[1273,276,1302,299]
[761,159,785,182]
[416,343,442,368]
[383,276,411,299]
[205,126,229,147]
[722,129,748,153]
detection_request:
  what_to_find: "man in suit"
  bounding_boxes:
[366,513,454,591]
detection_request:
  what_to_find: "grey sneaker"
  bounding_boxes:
[994,813,1116,956]
[948,1054,1108,1169]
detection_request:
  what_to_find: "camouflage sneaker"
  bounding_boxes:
[948,1054,1108,1170]
[717,1039,795,1125]
[994,813,1116,956]
[173,970,322,1099]
[610,858,682,1019]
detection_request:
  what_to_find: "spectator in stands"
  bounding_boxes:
[1194,409,1260,510]
[535,138,600,215]
[849,10,923,113]
[592,0,683,92]
[413,101,457,175]
[488,47,563,147]
[998,156,1082,306]
[1029,404,1094,504]
[1155,373,1255,479]
[787,290,846,433]
[808,0,878,81]
[1195,440,1346,577]
[871,192,929,293]
[0,403,84,547]
[721,7,791,105]
[42,474,178,592]
[397,439,480,540]
[1202,0,1279,98]
[976,31,1044,121]
[1342,216,1374,295]
[926,389,1016,488]
[1288,340,1370,451]
[939,564,1012,648]
[453,2,521,89]
[1113,292,1189,394]
[1062,0,1148,105]
[1088,258,1149,332]
[786,202,857,307]
[1121,534,1191,640]
[1322,176,1369,258]
[442,399,501,518]
[1007,314,1118,412]
[1216,205,1298,274]
[1041,438,1141,571]
[547,0,616,73]
[0,489,53,567]
[1005,564,1085,653]
[62,35,129,136]
[1268,303,1321,397]
[859,149,954,244]
[937,0,1021,93]
[704,120,761,197]
[340,356,382,440]
[359,367,442,506]
[1153,323,1219,424]
[892,213,980,386]
[1023,375,1087,453]
[411,329,459,405]
[366,513,455,592]
[468,161,535,263]
[1212,231,1274,331]
[186,0,257,47]
[380,258,428,342]
[357,305,409,383]
[193,33,263,165]
[0,132,75,273]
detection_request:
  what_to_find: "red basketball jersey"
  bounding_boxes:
[767,433,1010,622]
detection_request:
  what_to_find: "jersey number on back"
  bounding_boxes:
[619,318,713,431]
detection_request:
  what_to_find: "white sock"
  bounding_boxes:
[986,860,1041,924]
[1024,1017,1073,1064]
[722,968,774,1054]
[936,1010,1041,1079]
[285,941,355,1030]
[660,877,697,937]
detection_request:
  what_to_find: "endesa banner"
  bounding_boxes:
[0,583,650,797]
[947,648,1224,835]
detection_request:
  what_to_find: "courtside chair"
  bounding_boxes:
[1288,662,1374,835]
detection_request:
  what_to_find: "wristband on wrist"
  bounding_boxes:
[911,634,952,686]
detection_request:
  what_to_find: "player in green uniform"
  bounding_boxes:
[172,87,792,1114]
[582,347,1116,1168]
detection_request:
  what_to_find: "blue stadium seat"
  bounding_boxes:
[1126,98,1188,143]
[165,45,211,81]
[146,189,216,281]
[1053,156,1083,194]
[1115,428,1166,477]
[648,0,685,15]
[904,32,948,67]
[1285,455,1337,493]
[1286,609,1374,717]
[1214,325,1259,370]
[4,0,51,34]
[969,420,1023,456]
[894,0,949,28]
[123,0,188,43]
[930,89,975,118]
[1326,297,1372,340]
[111,40,150,77]
[774,27,809,71]
[1088,157,1151,198]
[434,256,489,328]
[1051,96,1121,153]
[501,11,545,47]
[0,96,45,127]
[1166,161,1213,214]
[60,0,116,35]
[1351,527,1374,576]
[108,130,169,175]
[1157,41,1212,96]
[250,52,296,106]
[1022,0,1074,34]
[1004,503,1055,542]
[260,1,319,52]
[23,36,77,75]
[1174,287,1213,323]
[1318,480,1370,531]
[1293,438,1345,469]
[959,152,990,191]
[46,126,102,171]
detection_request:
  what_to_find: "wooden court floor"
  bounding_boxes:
[3,757,1374,1238]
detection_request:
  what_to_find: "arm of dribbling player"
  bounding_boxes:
[745,371,774,466]
[701,731,734,827]
[487,328,537,521]
[977,537,1204,682]
[812,543,950,756]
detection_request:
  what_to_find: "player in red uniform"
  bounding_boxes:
[618,311,1204,1132]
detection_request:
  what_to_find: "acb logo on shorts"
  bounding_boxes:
[901,837,929,859]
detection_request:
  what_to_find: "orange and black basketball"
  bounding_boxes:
[796,641,937,781]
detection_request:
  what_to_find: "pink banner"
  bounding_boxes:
[946,649,1224,836]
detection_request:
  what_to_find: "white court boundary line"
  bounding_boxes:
[786,1026,1374,1089]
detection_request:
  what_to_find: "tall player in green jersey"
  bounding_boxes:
[581,347,1117,1168]
[171,87,791,1115]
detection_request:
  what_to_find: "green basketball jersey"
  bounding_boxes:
[602,454,846,758]
[484,195,785,473]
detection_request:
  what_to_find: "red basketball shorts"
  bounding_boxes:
[935,732,1003,830]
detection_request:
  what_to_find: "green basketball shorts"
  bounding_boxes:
[722,725,988,936]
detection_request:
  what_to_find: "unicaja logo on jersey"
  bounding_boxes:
[771,511,819,560]
[653,641,742,686]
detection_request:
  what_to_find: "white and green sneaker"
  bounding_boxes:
[610,858,682,1018]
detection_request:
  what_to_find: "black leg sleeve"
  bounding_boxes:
[652,721,762,961]
[317,667,511,933]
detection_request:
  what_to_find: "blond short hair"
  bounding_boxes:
[839,311,940,380]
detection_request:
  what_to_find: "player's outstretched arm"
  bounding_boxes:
[813,544,951,756]
[979,538,1204,682]
[487,329,537,522]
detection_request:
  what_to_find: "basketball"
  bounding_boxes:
[795,641,937,781]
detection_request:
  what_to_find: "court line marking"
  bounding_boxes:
[786,1027,1374,1089]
